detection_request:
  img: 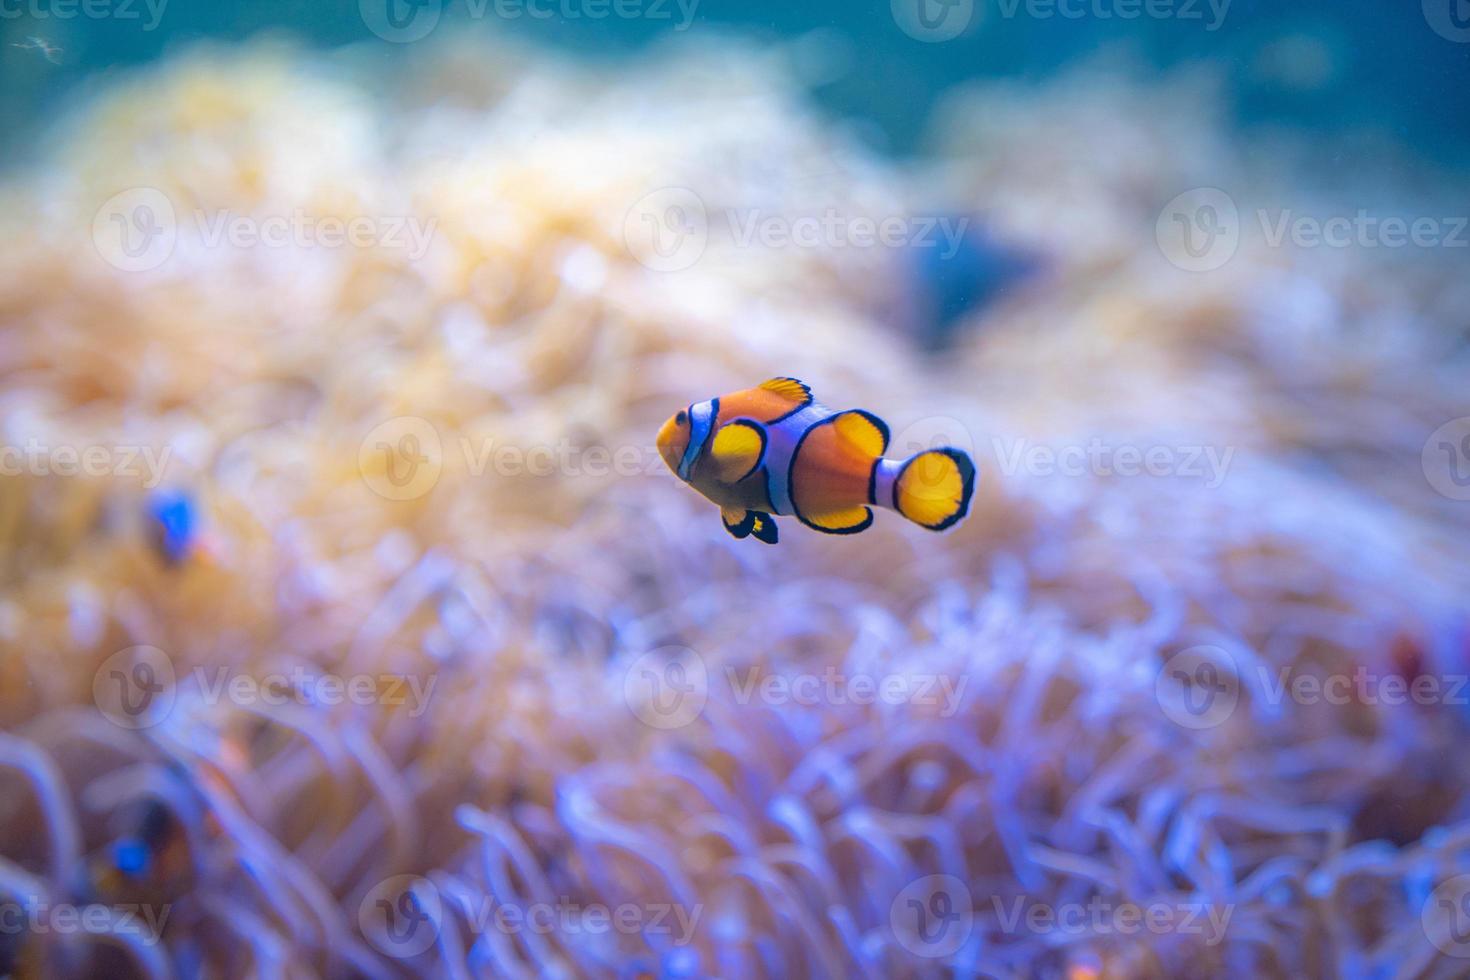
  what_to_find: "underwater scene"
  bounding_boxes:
[1,1,1469,977]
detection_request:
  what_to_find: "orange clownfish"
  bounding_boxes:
[656,378,976,544]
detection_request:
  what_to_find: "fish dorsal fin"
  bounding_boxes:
[708,420,767,483]
[759,377,812,407]
[830,409,890,458]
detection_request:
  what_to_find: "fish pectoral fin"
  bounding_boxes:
[830,409,890,457]
[803,505,874,535]
[722,508,779,544]
[708,420,767,484]
[758,377,812,407]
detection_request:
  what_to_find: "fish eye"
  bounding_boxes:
[676,410,688,425]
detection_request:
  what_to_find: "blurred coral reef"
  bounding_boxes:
[0,35,1468,979]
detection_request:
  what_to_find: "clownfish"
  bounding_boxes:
[656,378,975,544]
[90,796,192,901]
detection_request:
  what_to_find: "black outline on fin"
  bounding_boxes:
[761,377,814,423]
[787,415,877,535]
[832,408,890,456]
[723,509,754,539]
[893,448,977,532]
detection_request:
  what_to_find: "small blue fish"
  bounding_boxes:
[146,490,197,564]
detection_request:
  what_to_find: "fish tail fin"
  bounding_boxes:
[882,447,976,531]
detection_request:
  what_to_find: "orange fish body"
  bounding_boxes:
[657,378,975,544]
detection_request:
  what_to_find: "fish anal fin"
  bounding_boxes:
[803,505,874,535]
